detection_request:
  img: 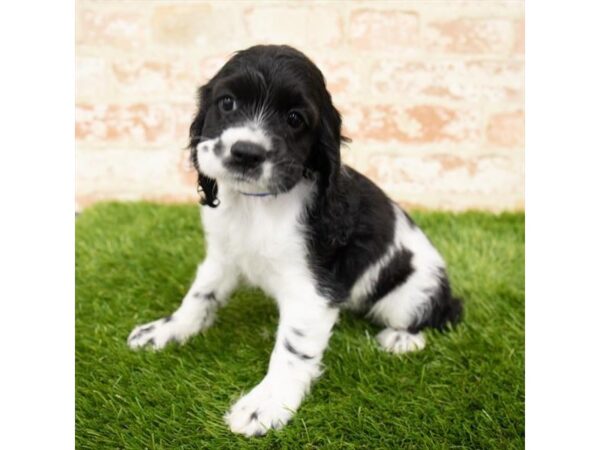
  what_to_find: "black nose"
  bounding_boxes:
[230,141,266,167]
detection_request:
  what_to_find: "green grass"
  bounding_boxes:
[76,202,524,449]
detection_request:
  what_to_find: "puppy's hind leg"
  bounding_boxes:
[376,328,426,354]
[368,267,462,355]
[128,256,238,350]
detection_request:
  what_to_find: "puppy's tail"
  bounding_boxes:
[436,294,464,331]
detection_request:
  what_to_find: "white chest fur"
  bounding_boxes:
[200,182,315,298]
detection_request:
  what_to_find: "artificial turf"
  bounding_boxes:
[75,202,524,449]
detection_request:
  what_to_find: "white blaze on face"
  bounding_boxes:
[196,139,216,154]
[195,137,223,180]
[220,124,272,156]
[195,123,274,190]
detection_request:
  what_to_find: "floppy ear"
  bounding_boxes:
[315,97,342,196]
[310,94,354,245]
[189,85,219,207]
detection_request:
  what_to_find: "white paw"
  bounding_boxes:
[127,315,200,350]
[377,328,426,354]
[224,382,297,437]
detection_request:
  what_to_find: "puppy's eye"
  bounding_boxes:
[218,96,237,113]
[287,111,304,129]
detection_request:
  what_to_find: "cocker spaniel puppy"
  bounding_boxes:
[128,45,463,437]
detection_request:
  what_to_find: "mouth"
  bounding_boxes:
[229,172,256,184]
[227,167,279,196]
[224,158,264,180]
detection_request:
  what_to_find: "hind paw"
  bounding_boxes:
[376,328,426,354]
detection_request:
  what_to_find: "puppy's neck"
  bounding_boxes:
[216,179,316,213]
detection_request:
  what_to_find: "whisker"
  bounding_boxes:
[270,159,304,172]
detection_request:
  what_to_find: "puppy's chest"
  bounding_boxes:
[203,199,308,289]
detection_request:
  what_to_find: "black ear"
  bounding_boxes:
[310,94,353,245]
[189,85,219,207]
[316,96,342,196]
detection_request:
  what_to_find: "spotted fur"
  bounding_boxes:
[128,45,462,437]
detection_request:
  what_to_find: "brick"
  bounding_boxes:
[174,102,198,144]
[111,59,195,99]
[311,57,361,97]
[151,4,218,47]
[371,59,524,103]
[349,9,419,51]
[76,57,112,99]
[340,104,480,144]
[77,8,148,50]
[74,0,525,212]
[423,17,514,54]
[244,6,343,48]
[363,152,523,210]
[196,54,232,83]
[76,103,194,146]
[111,53,232,100]
[513,19,525,54]
[76,147,196,204]
[486,110,524,148]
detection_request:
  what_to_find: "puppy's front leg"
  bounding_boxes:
[226,296,339,436]
[128,255,238,350]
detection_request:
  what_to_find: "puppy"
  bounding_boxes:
[128,45,463,437]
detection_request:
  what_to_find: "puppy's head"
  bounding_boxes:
[189,45,345,205]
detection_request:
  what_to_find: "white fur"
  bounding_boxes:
[206,180,339,436]
[195,138,225,180]
[129,164,337,435]
[129,126,447,436]
[203,181,313,294]
[347,245,396,312]
[196,132,274,194]
[376,328,426,354]
[226,296,338,436]
[220,123,272,153]
[128,256,239,350]
[367,207,445,332]
[349,206,446,337]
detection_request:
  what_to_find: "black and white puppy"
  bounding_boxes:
[128,45,463,437]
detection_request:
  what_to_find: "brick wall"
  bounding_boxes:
[76,0,524,211]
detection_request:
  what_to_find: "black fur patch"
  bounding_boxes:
[368,247,414,304]
[185,44,463,337]
[283,338,314,360]
[291,328,305,337]
[213,139,223,156]
[141,324,154,332]
[305,167,397,304]
[193,292,216,302]
[189,45,344,204]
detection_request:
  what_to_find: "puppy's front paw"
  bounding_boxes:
[225,382,297,437]
[127,316,197,350]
